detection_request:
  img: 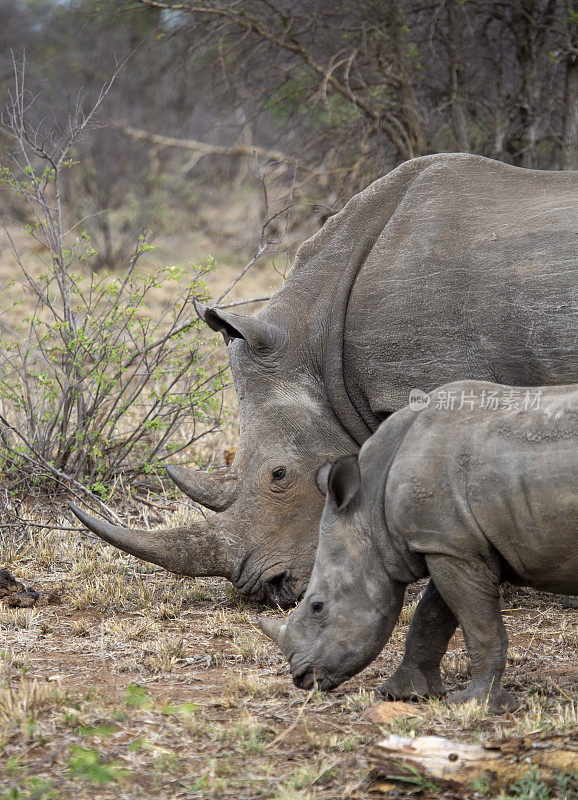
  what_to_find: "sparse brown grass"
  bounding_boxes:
[1,513,576,800]
[0,606,41,631]
[0,677,66,730]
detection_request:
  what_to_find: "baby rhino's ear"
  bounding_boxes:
[327,454,361,511]
[316,461,332,496]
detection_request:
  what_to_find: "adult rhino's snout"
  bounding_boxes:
[165,467,303,608]
[292,664,317,690]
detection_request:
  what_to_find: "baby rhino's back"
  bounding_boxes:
[384,382,578,594]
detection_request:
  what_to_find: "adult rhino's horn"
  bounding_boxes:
[166,465,238,511]
[258,616,287,647]
[193,298,283,351]
[68,502,232,579]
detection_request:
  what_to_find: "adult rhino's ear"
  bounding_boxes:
[193,298,283,351]
[327,454,360,512]
[316,461,332,496]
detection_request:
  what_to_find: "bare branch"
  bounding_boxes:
[218,295,271,308]
[111,121,298,166]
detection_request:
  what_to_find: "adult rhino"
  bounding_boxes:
[70,153,578,607]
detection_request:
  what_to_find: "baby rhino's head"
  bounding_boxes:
[259,455,405,690]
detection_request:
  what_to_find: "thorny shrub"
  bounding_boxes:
[0,60,227,500]
[0,220,226,495]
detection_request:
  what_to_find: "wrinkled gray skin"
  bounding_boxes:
[260,382,578,712]
[70,153,577,608]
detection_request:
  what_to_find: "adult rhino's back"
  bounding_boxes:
[341,155,577,420]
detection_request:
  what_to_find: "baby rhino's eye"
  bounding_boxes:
[310,600,325,615]
[272,466,286,481]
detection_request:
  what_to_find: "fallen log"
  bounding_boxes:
[367,731,578,794]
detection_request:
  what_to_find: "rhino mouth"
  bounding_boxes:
[234,561,300,608]
[264,572,299,608]
[292,665,337,692]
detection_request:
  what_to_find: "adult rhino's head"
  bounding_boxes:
[70,301,358,607]
[259,455,404,689]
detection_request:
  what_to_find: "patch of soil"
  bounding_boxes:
[1,563,576,800]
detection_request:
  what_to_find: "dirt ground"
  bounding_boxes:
[0,533,576,799]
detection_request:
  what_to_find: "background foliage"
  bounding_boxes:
[1,0,576,247]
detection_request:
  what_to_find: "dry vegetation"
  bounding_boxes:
[0,197,286,485]
[0,520,576,800]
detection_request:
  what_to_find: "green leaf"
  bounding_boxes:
[125,683,152,709]
[66,747,130,785]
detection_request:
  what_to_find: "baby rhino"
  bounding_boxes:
[260,381,578,712]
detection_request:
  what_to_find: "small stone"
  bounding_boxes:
[363,701,422,725]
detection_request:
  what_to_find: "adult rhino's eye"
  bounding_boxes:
[272,466,286,481]
[310,600,325,615]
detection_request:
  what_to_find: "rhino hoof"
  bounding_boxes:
[448,685,518,714]
[380,667,445,700]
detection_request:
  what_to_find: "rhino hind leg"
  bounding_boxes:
[427,555,518,714]
[380,579,457,700]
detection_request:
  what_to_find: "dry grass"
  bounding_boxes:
[0,515,576,799]
[0,678,66,730]
[0,607,41,631]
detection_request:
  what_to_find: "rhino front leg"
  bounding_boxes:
[427,555,517,713]
[380,579,457,699]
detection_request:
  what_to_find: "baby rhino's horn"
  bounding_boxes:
[258,616,287,647]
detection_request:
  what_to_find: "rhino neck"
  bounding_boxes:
[262,158,438,447]
[361,407,428,583]
[374,496,427,584]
